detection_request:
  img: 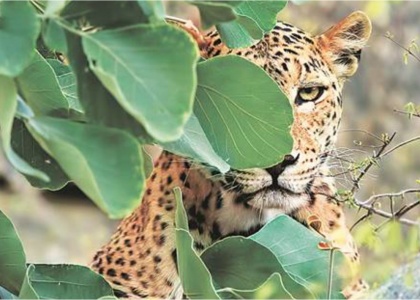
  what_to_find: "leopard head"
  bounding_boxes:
[224,12,372,212]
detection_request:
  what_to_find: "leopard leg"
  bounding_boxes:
[291,182,368,299]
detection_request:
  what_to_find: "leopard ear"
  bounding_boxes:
[318,11,372,79]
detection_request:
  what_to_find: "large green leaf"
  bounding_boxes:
[0,1,40,77]
[47,59,84,114]
[250,215,346,299]
[0,76,49,182]
[217,0,287,48]
[26,117,145,218]
[19,264,115,299]
[0,211,27,295]
[195,56,293,169]
[0,286,18,299]
[191,1,239,29]
[136,0,165,22]
[174,188,220,299]
[82,24,199,142]
[16,51,69,116]
[234,0,287,32]
[219,273,291,299]
[62,1,149,28]
[142,147,154,179]
[42,19,68,54]
[11,119,69,191]
[65,33,153,143]
[201,236,311,299]
[216,15,261,48]
[162,114,230,173]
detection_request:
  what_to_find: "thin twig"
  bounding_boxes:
[354,198,420,226]
[395,200,420,217]
[339,129,384,142]
[393,108,420,118]
[385,34,420,64]
[350,132,396,194]
[381,136,420,157]
[358,188,420,206]
[327,249,335,300]
[350,212,372,232]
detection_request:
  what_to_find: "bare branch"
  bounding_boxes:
[385,34,420,64]
[381,136,420,157]
[353,198,420,227]
[350,212,372,232]
[395,200,420,217]
[358,188,420,206]
[340,129,384,143]
[393,108,420,118]
[350,132,396,194]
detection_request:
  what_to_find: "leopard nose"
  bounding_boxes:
[265,154,299,179]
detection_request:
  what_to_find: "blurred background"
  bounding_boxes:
[1,1,419,287]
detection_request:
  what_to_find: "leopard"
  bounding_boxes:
[91,11,372,299]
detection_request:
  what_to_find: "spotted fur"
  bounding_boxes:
[91,12,372,299]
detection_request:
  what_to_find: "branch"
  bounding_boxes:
[381,136,420,157]
[350,132,396,194]
[358,188,420,206]
[385,33,420,64]
[353,198,420,227]
[393,108,420,118]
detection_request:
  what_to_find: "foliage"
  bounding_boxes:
[0,211,116,299]
[0,0,292,218]
[0,0,350,298]
[174,189,346,299]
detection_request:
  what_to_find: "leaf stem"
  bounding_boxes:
[327,249,335,300]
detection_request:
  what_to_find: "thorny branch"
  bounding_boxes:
[350,132,396,194]
[393,108,420,118]
[381,135,420,157]
[385,32,420,64]
[333,130,420,229]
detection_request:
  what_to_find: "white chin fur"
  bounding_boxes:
[248,189,310,213]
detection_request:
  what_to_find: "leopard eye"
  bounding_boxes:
[296,86,326,103]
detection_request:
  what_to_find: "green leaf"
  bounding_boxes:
[0,210,27,295]
[234,0,287,32]
[195,56,293,169]
[0,1,40,77]
[217,0,287,48]
[0,286,18,299]
[162,114,230,173]
[250,215,345,299]
[26,117,145,218]
[201,236,311,299]
[219,273,291,299]
[62,1,149,28]
[43,19,68,53]
[191,1,239,29]
[0,76,49,182]
[82,24,199,142]
[43,0,68,17]
[11,119,69,191]
[65,33,154,143]
[19,266,38,300]
[47,59,83,114]
[136,0,165,22]
[174,187,189,231]
[216,15,261,48]
[16,51,69,116]
[174,188,220,299]
[19,264,114,299]
[142,147,154,179]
